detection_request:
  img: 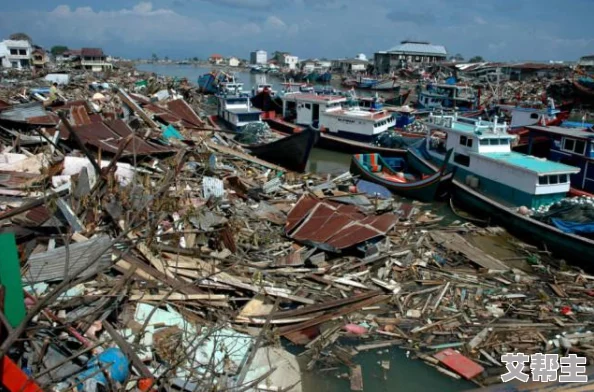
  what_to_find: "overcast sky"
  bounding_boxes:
[0,0,592,61]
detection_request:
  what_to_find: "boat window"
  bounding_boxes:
[305,103,311,109]
[460,135,467,146]
[489,139,499,145]
[501,139,510,145]
[530,113,539,119]
[549,175,559,185]
[559,174,568,183]
[574,140,586,155]
[538,176,548,185]
[453,153,470,167]
[480,139,489,145]
[563,138,575,152]
[467,138,473,148]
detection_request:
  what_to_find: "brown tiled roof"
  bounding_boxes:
[81,48,104,57]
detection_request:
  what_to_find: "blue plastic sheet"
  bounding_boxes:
[356,179,392,199]
[162,124,184,140]
[551,218,594,234]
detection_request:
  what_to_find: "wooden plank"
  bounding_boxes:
[0,234,25,328]
[430,231,508,270]
[129,292,228,301]
[278,295,389,336]
[350,365,363,391]
[263,290,382,319]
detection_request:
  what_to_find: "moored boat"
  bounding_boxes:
[406,112,594,266]
[417,83,478,111]
[349,150,454,202]
[208,114,317,173]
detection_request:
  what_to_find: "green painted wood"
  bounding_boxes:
[0,233,26,327]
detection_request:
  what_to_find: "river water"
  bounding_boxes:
[137,63,475,392]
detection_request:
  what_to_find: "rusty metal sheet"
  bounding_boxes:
[285,195,321,233]
[71,120,177,157]
[70,105,92,126]
[166,99,204,127]
[286,195,398,251]
[327,224,382,250]
[434,349,484,379]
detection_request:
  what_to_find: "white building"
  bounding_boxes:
[0,40,32,69]
[284,55,298,70]
[250,50,267,65]
[79,48,112,71]
[228,57,240,67]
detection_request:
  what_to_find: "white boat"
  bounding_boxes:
[252,83,277,97]
[417,83,477,110]
[281,93,395,142]
[420,113,579,208]
[216,93,263,131]
[371,78,400,91]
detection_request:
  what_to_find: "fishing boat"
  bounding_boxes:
[573,55,594,98]
[356,77,380,89]
[208,111,317,173]
[276,93,417,156]
[417,83,478,110]
[523,125,594,196]
[407,113,594,265]
[371,78,400,92]
[317,71,332,83]
[251,83,276,97]
[215,92,262,131]
[349,150,454,202]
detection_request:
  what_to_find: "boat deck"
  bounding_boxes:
[324,109,391,120]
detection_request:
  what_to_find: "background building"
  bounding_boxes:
[0,39,32,69]
[374,40,447,73]
[78,48,112,71]
[250,50,267,65]
[228,57,240,67]
[284,55,298,70]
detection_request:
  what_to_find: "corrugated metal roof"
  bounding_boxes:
[26,235,113,283]
[71,119,178,157]
[386,42,447,56]
[0,102,48,123]
[285,195,398,251]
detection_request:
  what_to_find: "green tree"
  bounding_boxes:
[9,32,32,43]
[469,56,485,63]
[164,56,169,62]
[151,53,159,62]
[50,45,69,56]
[451,53,464,62]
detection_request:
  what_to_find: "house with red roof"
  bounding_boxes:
[209,54,224,65]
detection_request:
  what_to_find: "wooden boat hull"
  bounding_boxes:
[407,143,594,268]
[246,127,318,173]
[349,154,453,202]
[317,132,407,157]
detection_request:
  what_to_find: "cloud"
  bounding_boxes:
[198,0,277,9]
[386,10,436,25]
[474,16,487,25]
[265,15,287,29]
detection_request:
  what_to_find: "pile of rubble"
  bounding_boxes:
[0,67,593,392]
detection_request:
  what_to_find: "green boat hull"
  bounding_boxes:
[407,145,594,268]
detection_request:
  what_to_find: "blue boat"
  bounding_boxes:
[317,71,332,83]
[198,72,217,94]
[406,113,594,265]
[356,77,379,89]
[524,125,594,195]
[417,83,478,111]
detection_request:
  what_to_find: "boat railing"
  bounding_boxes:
[428,113,509,134]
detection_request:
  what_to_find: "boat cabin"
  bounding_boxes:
[499,101,561,130]
[281,94,346,126]
[525,125,594,194]
[424,113,580,208]
[217,94,262,131]
[418,84,476,110]
[281,94,396,142]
